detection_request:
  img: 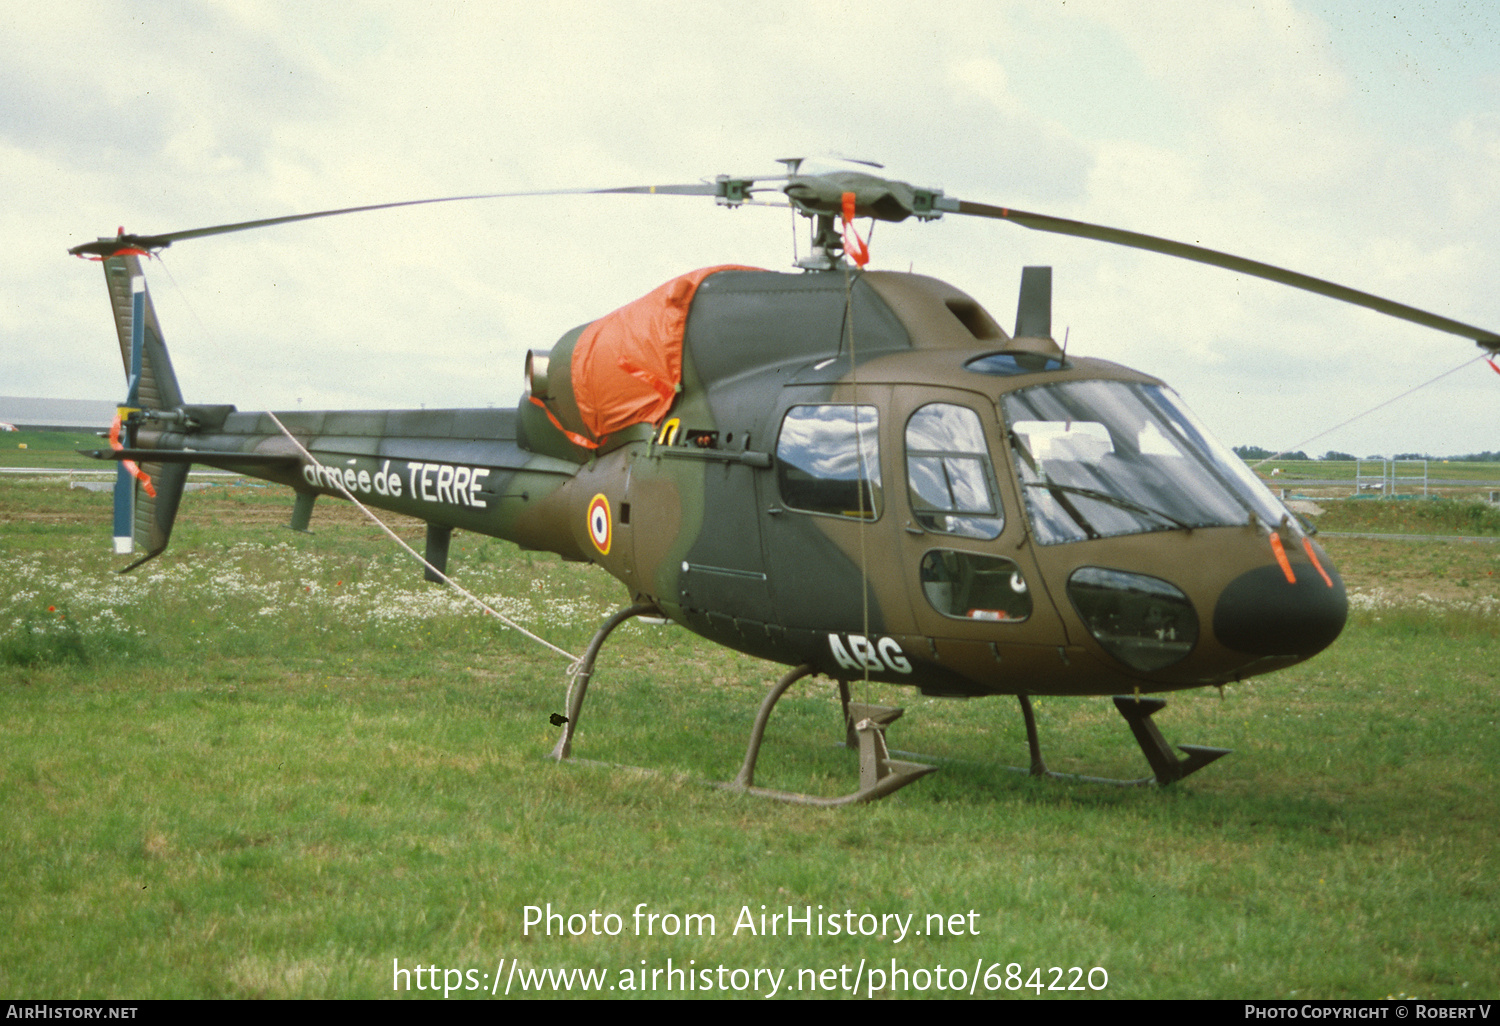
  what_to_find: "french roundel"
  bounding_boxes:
[587,494,612,555]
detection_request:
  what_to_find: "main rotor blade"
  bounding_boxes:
[591,183,718,196]
[954,199,1500,349]
[67,181,742,259]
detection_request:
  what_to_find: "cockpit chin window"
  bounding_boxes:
[1067,566,1197,671]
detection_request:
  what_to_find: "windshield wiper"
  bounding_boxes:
[1023,481,1194,531]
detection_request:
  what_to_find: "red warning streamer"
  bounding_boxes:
[528,395,599,450]
[840,192,870,268]
[110,410,157,498]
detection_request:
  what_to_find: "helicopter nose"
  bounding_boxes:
[1211,562,1347,658]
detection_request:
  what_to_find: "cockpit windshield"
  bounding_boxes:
[1001,380,1291,544]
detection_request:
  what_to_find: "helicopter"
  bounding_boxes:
[70,162,1500,805]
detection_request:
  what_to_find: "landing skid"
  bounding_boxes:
[550,606,1226,802]
[1010,694,1231,787]
[549,606,935,805]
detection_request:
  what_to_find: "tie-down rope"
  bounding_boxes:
[267,411,579,665]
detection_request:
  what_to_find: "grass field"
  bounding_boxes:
[1316,497,1500,538]
[1254,457,1500,505]
[0,430,106,470]
[2,477,1497,1000]
[1256,458,1500,485]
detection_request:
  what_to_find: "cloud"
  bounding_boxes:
[3,0,1495,456]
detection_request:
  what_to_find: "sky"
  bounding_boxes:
[3,0,1497,458]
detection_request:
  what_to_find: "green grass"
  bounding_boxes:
[1317,497,1500,537]
[1259,458,1500,485]
[1,479,1497,999]
[0,430,107,470]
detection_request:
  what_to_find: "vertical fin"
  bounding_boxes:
[102,254,182,410]
[120,462,188,572]
[98,254,189,569]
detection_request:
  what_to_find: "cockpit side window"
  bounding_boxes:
[775,404,882,520]
[904,403,1004,540]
